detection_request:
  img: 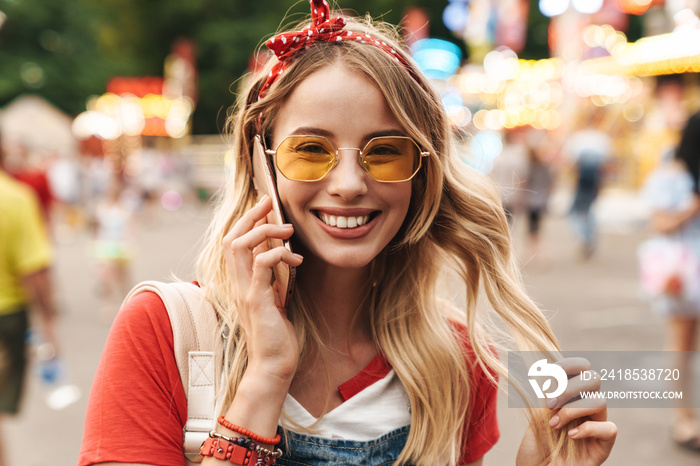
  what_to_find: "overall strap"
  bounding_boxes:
[122,280,219,462]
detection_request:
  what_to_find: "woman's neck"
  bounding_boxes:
[296,256,373,349]
[289,254,379,415]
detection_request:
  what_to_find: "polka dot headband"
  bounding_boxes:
[258,0,421,100]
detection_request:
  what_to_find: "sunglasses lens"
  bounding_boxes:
[275,136,336,181]
[362,137,421,182]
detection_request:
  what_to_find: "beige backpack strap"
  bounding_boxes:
[122,280,219,463]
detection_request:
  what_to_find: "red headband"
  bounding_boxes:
[258,0,420,100]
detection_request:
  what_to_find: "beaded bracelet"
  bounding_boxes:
[217,416,281,446]
[201,431,282,465]
[200,437,257,465]
[209,430,252,447]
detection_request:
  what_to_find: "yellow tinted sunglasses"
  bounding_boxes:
[265,135,429,182]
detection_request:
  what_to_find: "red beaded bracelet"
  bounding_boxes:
[218,416,281,446]
[200,437,258,465]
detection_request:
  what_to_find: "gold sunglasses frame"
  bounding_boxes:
[264,135,430,183]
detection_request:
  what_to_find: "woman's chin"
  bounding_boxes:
[300,248,376,271]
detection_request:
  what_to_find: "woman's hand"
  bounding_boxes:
[223,194,304,382]
[516,358,617,466]
[212,195,303,453]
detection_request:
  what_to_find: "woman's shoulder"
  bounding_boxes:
[115,281,204,337]
[105,289,180,372]
[116,288,172,335]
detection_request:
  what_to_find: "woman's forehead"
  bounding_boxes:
[271,64,402,144]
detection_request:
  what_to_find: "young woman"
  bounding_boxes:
[79,1,616,465]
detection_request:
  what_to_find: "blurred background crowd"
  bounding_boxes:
[2,0,700,465]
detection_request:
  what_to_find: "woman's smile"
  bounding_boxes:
[312,208,380,239]
[316,212,371,229]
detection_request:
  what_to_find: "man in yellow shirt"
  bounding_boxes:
[0,132,59,466]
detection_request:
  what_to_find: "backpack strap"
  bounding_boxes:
[122,280,219,463]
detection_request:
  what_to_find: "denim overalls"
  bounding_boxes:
[276,425,411,465]
[274,363,413,464]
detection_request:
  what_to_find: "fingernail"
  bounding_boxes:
[545,397,558,408]
[282,223,294,228]
[568,428,579,437]
[549,415,559,427]
[257,194,268,205]
[293,253,304,261]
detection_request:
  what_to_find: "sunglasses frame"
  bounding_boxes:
[263,134,430,183]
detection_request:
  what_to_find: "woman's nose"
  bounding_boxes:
[325,149,368,200]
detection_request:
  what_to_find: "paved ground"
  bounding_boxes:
[2,191,699,465]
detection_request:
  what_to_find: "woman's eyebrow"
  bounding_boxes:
[364,129,407,139]
[289,127,407,139]
[289,127,335,137]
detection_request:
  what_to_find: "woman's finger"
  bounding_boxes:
[549,397,607,429]
[231,223,294,256]
[223,196,273,277]
[546,366,601,410]
[222,197,293,293]
[228,223,294,288]
[556,357,591,376]
[567,420,617,465]
[250,246,303,304]
[568,420,618,442]
[251,218,270,257]
[223,195,273,242]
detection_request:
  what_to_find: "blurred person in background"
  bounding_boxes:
[82,156,115,229]
[523,144,554,267]
[92,181,136,320]
[644,111,700,451]
[47,152,83,234]
[490,127,528,227]
[565,109,613,260]
[0,130,61,466]
[134,138,169,221]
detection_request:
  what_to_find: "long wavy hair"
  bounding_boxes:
[196,9,583,466]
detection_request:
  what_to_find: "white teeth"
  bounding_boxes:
[319,213,370,229]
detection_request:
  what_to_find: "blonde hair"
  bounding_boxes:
[196,10,583,466]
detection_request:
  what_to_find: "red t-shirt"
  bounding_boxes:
[78,292,499,465]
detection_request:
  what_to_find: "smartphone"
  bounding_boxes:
[251,135,296,309]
